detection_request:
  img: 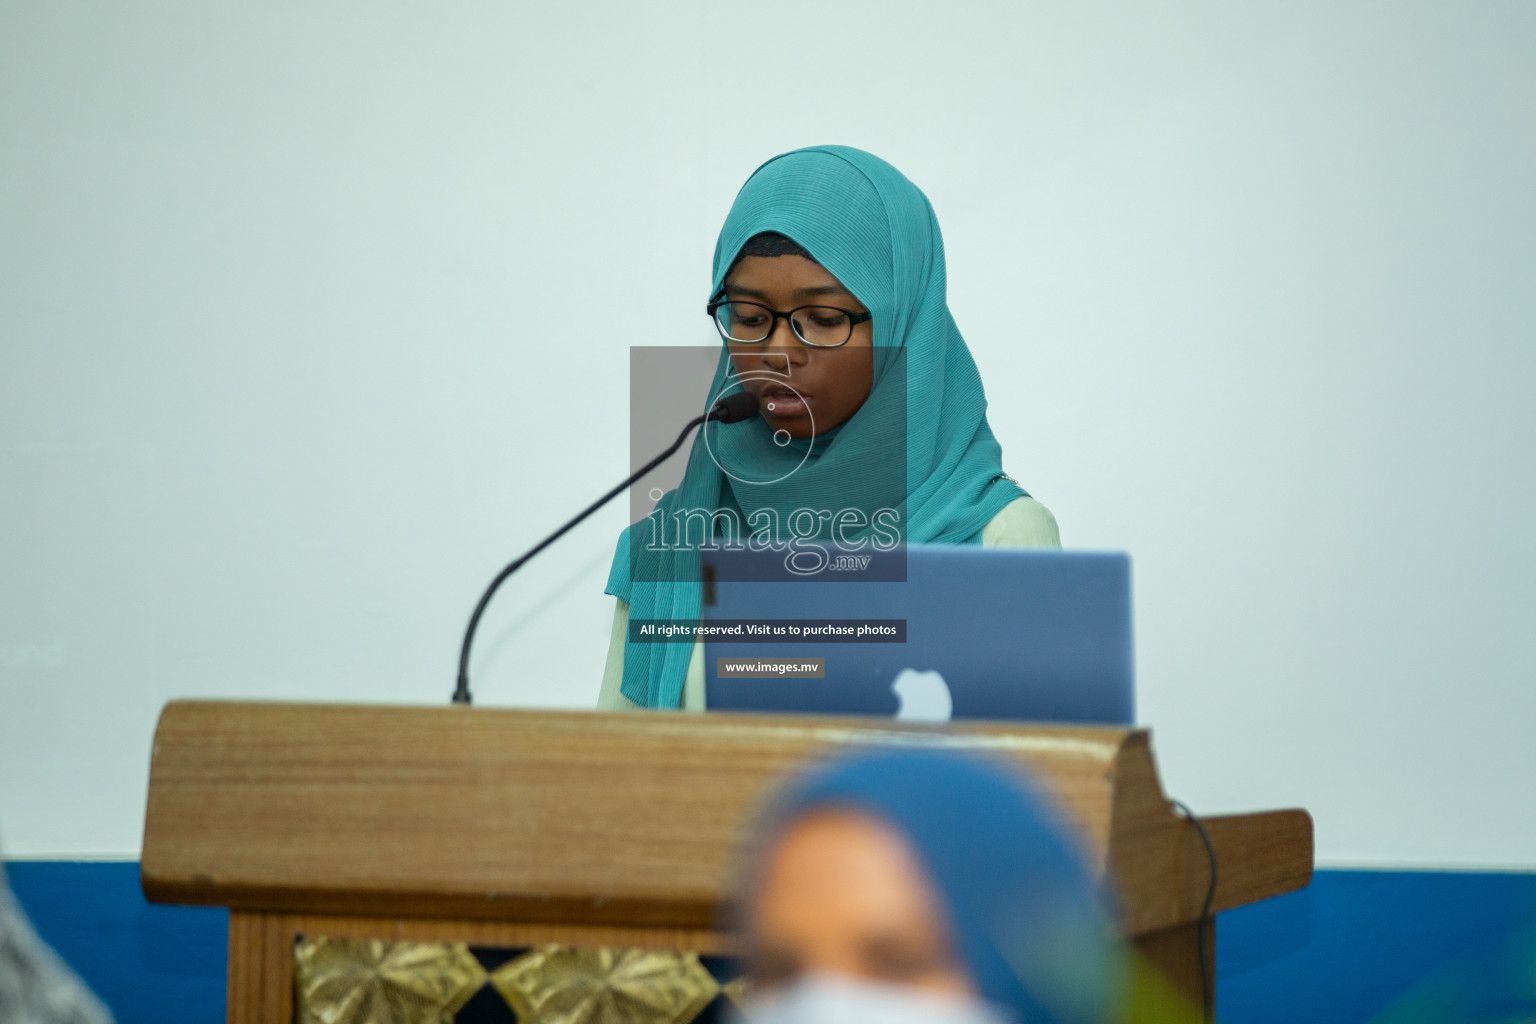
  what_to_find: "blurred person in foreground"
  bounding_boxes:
[1,858,112,1024]
[728,747,1128,1024]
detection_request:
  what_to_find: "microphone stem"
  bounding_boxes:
[452,410,712,705]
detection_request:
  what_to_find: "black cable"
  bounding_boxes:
[1169,798,1218,1023]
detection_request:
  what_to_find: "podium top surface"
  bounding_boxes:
[140,701,1310,936]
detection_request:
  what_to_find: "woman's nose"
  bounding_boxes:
[762,317,809,366]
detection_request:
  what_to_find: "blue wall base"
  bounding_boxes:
[8,864,1536,1024]
[1219,869,1536,1023]
[8,862,225,1024]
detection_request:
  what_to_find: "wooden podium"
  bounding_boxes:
[141,701,1311,1023]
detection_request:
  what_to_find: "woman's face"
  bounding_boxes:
[723,255,875,440]
[749,808,974,997]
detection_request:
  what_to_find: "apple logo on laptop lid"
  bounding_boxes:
[891,668,953,722]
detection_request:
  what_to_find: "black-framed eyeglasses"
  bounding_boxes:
[705,299,872,348]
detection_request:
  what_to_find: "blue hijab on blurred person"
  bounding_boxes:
[733,747,1127,1024]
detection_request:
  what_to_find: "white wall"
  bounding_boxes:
[2,2,1532,866]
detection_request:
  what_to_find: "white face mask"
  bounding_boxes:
[730,973,1016,1024]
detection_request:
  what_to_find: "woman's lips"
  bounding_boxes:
[757,386,810,417]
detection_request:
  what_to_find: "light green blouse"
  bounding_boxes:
[596,495,1061,712]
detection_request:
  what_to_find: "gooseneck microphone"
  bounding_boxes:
[452,390,760,705]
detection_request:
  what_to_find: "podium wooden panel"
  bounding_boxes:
[141,701,1311,1023]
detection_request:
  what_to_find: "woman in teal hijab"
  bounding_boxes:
[599,146,1059,711]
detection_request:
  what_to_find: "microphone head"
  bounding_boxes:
[710,391,761,424]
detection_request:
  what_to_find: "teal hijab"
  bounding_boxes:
[606,146,1027,708]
